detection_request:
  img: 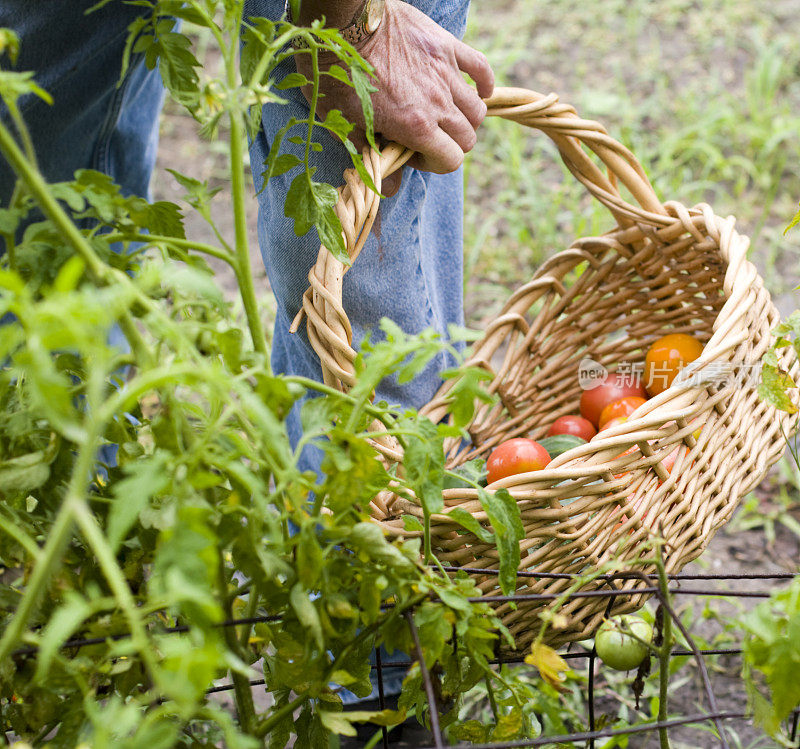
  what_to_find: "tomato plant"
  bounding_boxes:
[486,438,551,483]
[548,415,596,441]
[0,6,534,745]
[580,372,647,427]
[644,333,703,396]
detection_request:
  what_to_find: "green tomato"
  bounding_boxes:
[594,614,652,671]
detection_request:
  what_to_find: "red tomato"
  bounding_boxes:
[644,333,703,396]
[580,372,647,427]
[547,415,597,441]
[486,438,551,484]
[598,396,647,429]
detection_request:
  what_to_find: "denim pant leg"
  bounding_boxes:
[246,0,472,702]
[0,1,163,204]
[247,0,472,476]
[0,3,164,468]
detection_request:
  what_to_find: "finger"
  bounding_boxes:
[405,127,464,174]
[453,42,494,99]
[451,79,488,130]
[439,109,477,155]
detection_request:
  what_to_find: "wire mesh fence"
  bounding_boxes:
[9,569,800,748]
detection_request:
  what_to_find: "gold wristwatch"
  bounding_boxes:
[285,0,386,47]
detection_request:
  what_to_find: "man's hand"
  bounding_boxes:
[295,0,494,194]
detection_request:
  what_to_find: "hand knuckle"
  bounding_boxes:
[406,109,431,133]
[464,129,478,152]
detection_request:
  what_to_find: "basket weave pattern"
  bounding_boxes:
[293,88,799,647]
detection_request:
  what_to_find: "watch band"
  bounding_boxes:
[285,0,385,49]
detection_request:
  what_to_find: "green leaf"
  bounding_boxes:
[758,363,797,414]
[277,72,311,90]
[404,418,445,515]
[136,25,201,108]
[34,592,94,682]
[108,451,171,552]
[137,201,185,239]
[443,458,487,489]
[265,153,302,179]
[441,366,495,429]
[741,576,800,735]
[166,168,222,223]
[284,173,348,264]
[343,139,380,195]
[320,109,354,141]
[450,720,489,742]
[323,65,353,86]
[0,448,52,497]
[478,487,524,595]
[0,70,53,108]
[446,507,495,544]
[349,65,377,150]
[0,28,20,64]
[319,709,402,737]
[296,526,323,588]
[491,706,524,740]
[402,515,425,532]
[290,583,324,648]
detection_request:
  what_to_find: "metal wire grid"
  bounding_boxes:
[9,570,800,748]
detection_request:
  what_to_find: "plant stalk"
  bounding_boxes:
[655,541,672,749]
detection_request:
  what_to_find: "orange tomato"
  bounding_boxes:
[644,334,703,396]
[598,396,647,429]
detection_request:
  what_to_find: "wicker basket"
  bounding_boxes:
[293,87,799,648]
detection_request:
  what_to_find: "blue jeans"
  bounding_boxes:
[0,0,471,706]
[249,0,470,479]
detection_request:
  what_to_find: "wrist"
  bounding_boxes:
[287,0,386,50]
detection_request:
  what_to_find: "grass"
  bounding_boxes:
[462,0,800,323]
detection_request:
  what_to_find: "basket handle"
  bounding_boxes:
[291,87,670,392]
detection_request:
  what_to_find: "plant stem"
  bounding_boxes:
[0,511,42,561]
[423,508,432,565]
[217,550,257,734]
[104,232,237,267]
[256,693,307,738]
[0,500,75,664]
[223,16,268,360]
[303,45,320,171]
[654,541,672,749]
[485,672,500,721]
